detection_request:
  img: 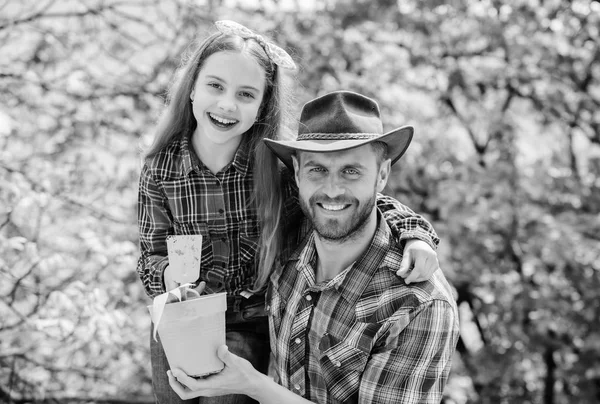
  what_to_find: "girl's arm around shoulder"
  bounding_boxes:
[376,193,441,284]
[376,193,439,248]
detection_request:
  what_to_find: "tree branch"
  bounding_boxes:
[0,163,128,224]
[0,3,106,31]
[441,94,489,159]
[6,260,40,306]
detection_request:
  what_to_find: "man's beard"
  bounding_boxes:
[299,192,376,243]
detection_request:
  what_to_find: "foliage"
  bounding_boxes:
[1,0,599,403]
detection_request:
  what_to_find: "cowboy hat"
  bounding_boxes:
[263,91,413,169]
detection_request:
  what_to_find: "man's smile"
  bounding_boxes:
[317,203,349,212]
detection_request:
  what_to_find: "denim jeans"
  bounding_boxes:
[150,294,270,404]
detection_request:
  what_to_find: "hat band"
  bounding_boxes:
[298,133,381,141]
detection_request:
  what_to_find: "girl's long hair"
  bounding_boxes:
[251,66,294,292]
[143,27,293,293]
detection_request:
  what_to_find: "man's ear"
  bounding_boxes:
[292,155,300,185]
[376,159,391,193]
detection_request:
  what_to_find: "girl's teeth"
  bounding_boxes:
[209,113,237,124]
[322,204,345,211]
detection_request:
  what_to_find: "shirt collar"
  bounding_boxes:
[335,213,392,305]
[180,134,253,177]
[180,134,195,176]
[294,232,318,286]
[289,210,394,305]
[231,137,252,176]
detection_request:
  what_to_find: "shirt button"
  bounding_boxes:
[295,338,301,344]
[294,384,301,390]
[305,294,312,301]
[218,209,224,215]
[333,360,342,367]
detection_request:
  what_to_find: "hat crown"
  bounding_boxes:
[262,90,414,170]
[298,91,384,139]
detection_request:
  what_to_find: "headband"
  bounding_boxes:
[214,20,296,70]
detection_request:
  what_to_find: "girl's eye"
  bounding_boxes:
[208,82,223,90]
[239,91,255,99]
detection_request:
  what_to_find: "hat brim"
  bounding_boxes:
[264,125,414,170]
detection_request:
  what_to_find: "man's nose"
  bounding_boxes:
[321,174,344,198]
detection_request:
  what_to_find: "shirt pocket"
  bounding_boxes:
[238,220,259,265]
[318,340,369,402]
[172,221,213,267]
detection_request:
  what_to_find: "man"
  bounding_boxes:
[168,91,460,403]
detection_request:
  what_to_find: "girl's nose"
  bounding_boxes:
[217,96,237,112]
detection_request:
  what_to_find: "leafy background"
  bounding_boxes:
[1,0,599,403]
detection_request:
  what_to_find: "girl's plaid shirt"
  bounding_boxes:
[137,135,264,297]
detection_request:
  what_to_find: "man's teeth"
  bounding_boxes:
[322,204,346,211]
[209,113,237,124]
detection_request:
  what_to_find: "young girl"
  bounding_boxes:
[137,20,440,404]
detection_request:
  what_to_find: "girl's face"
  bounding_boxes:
[190,51,266,148]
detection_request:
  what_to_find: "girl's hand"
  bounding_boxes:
[163,265,179,291]
[396,239,440,284]
[167,345,261,400]
[163,278,206,303]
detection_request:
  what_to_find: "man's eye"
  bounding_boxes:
[310,167,326,173]
[344,169,359,175]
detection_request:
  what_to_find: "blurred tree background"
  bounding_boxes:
[1,0,599,403]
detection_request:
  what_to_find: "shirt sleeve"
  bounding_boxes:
[358,300,459,403]
[376,193,440,250]
[137,163,172,298]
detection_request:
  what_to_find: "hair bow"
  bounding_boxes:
[215,20,296,70]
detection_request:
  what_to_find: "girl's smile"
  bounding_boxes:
[207,112,239,129]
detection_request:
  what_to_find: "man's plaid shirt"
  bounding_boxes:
[268,213,459,403]
[137,134,440,299]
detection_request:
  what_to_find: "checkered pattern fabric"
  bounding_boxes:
[137,134,268,297]
[268,214,459,403]
[137,133,440,300]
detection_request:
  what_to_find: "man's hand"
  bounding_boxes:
[168,345,261,400]
[397,239,440,284]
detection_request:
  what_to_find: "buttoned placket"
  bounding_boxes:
[286,265,317,398]
[203,171,229,290]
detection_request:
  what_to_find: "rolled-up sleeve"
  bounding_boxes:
[376,193,440,250]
